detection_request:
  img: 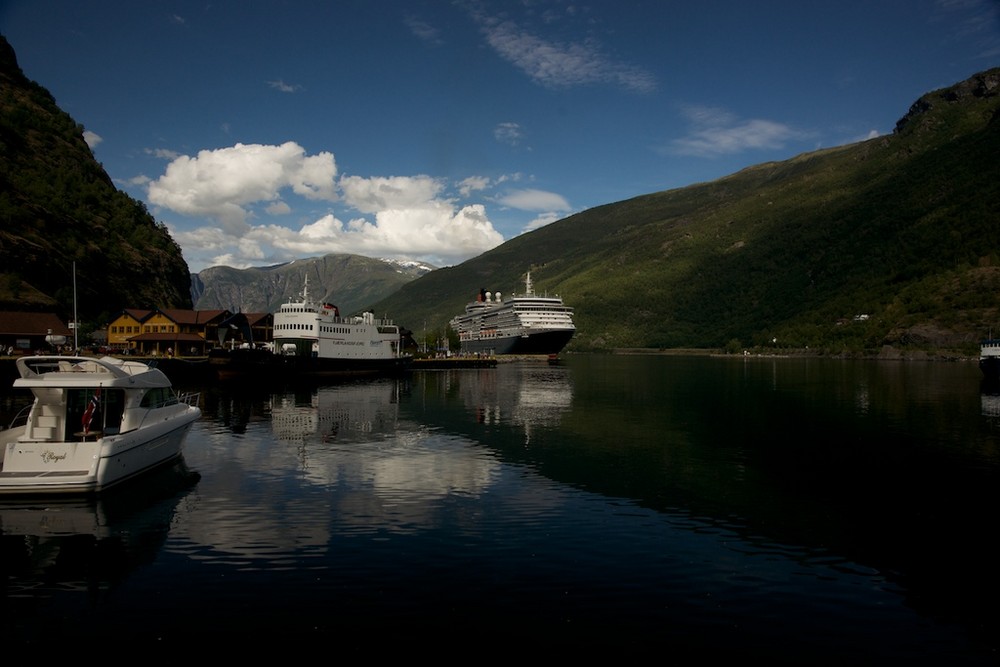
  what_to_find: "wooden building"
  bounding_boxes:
[0,312,73,355]
[105,308,272,356]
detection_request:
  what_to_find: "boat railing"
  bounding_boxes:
[4,403,32,432]
[126,392,201,432]
[178,391,201,408]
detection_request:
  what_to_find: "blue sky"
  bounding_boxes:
[3,1,998,274]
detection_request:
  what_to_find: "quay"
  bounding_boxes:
[411,356,497,370]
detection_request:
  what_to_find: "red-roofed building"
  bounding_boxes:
[0,312,73,354]
[105,308,273,356]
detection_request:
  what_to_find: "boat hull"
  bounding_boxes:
[211,348,412,380]
[980,339,1000,381]
[459,329,575,356]
[0,415,198,496]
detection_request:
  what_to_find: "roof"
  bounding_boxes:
[0,312,72,336]
[158,309,229,325]
[244,312,272,325]
[118,309,153,322]
[113,309,232,325]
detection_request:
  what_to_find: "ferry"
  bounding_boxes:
[450,272,576,356]
[211,277,411,379]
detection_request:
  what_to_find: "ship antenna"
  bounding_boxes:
[525,271,532,295]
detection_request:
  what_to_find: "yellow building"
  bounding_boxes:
[106,308,273,356]
[106,309,151,352]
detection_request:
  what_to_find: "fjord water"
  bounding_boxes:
[2,355,998,661]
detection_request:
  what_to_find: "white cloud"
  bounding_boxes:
[497,188,571,212]
[153,142,506,272]
[494,122,523,146]
[468,8,656,93]
[339,174,443,214]
[522,211,562,233]
[267,79,302,93]
[146,147,181,160]
[667,105,809,157]
[148,142,338,233]
[83,130,102,148]
[459,176,490,197]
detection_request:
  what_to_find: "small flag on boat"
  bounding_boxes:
[82,387,101,435]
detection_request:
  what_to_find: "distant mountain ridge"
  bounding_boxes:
[191,254,435,315]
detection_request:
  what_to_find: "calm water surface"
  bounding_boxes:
[2,355,999,662]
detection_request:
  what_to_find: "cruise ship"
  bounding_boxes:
[450,272,576,356]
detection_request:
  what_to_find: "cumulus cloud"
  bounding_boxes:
[339,174,444,214]
[151,141,506,271]
[458,176,490,197]
[667,105,810,157]
[148,142,338,232]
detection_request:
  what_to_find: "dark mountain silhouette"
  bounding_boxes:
[0,35,192,329]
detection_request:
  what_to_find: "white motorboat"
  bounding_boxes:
[0,355,201,495]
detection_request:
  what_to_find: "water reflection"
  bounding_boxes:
[0,460,199,593]
[427,364,573,442]
[2,357,998,660]
[167,378,505,569]
[269,379,501,499]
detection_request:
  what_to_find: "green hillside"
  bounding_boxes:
[0,36,192,328]
[372,67,1000,357]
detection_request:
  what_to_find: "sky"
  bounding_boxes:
[2,1,999,274]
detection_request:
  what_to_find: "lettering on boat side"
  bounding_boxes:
[41,450,67,463]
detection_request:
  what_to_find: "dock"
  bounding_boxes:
[411,356,497,370]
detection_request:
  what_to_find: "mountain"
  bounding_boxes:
[191,254,434,315]
[3,26,997,358]
[370,67,1000,356]
[0,36,192,328]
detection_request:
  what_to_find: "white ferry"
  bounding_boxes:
[212,277,411,379]
[450,272,576,356]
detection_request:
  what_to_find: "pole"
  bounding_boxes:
[73,261,78,351]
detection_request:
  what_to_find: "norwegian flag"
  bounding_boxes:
[81,387,101,435]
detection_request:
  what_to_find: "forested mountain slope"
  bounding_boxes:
[372,67,1000,356]
[0,36,192,328]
